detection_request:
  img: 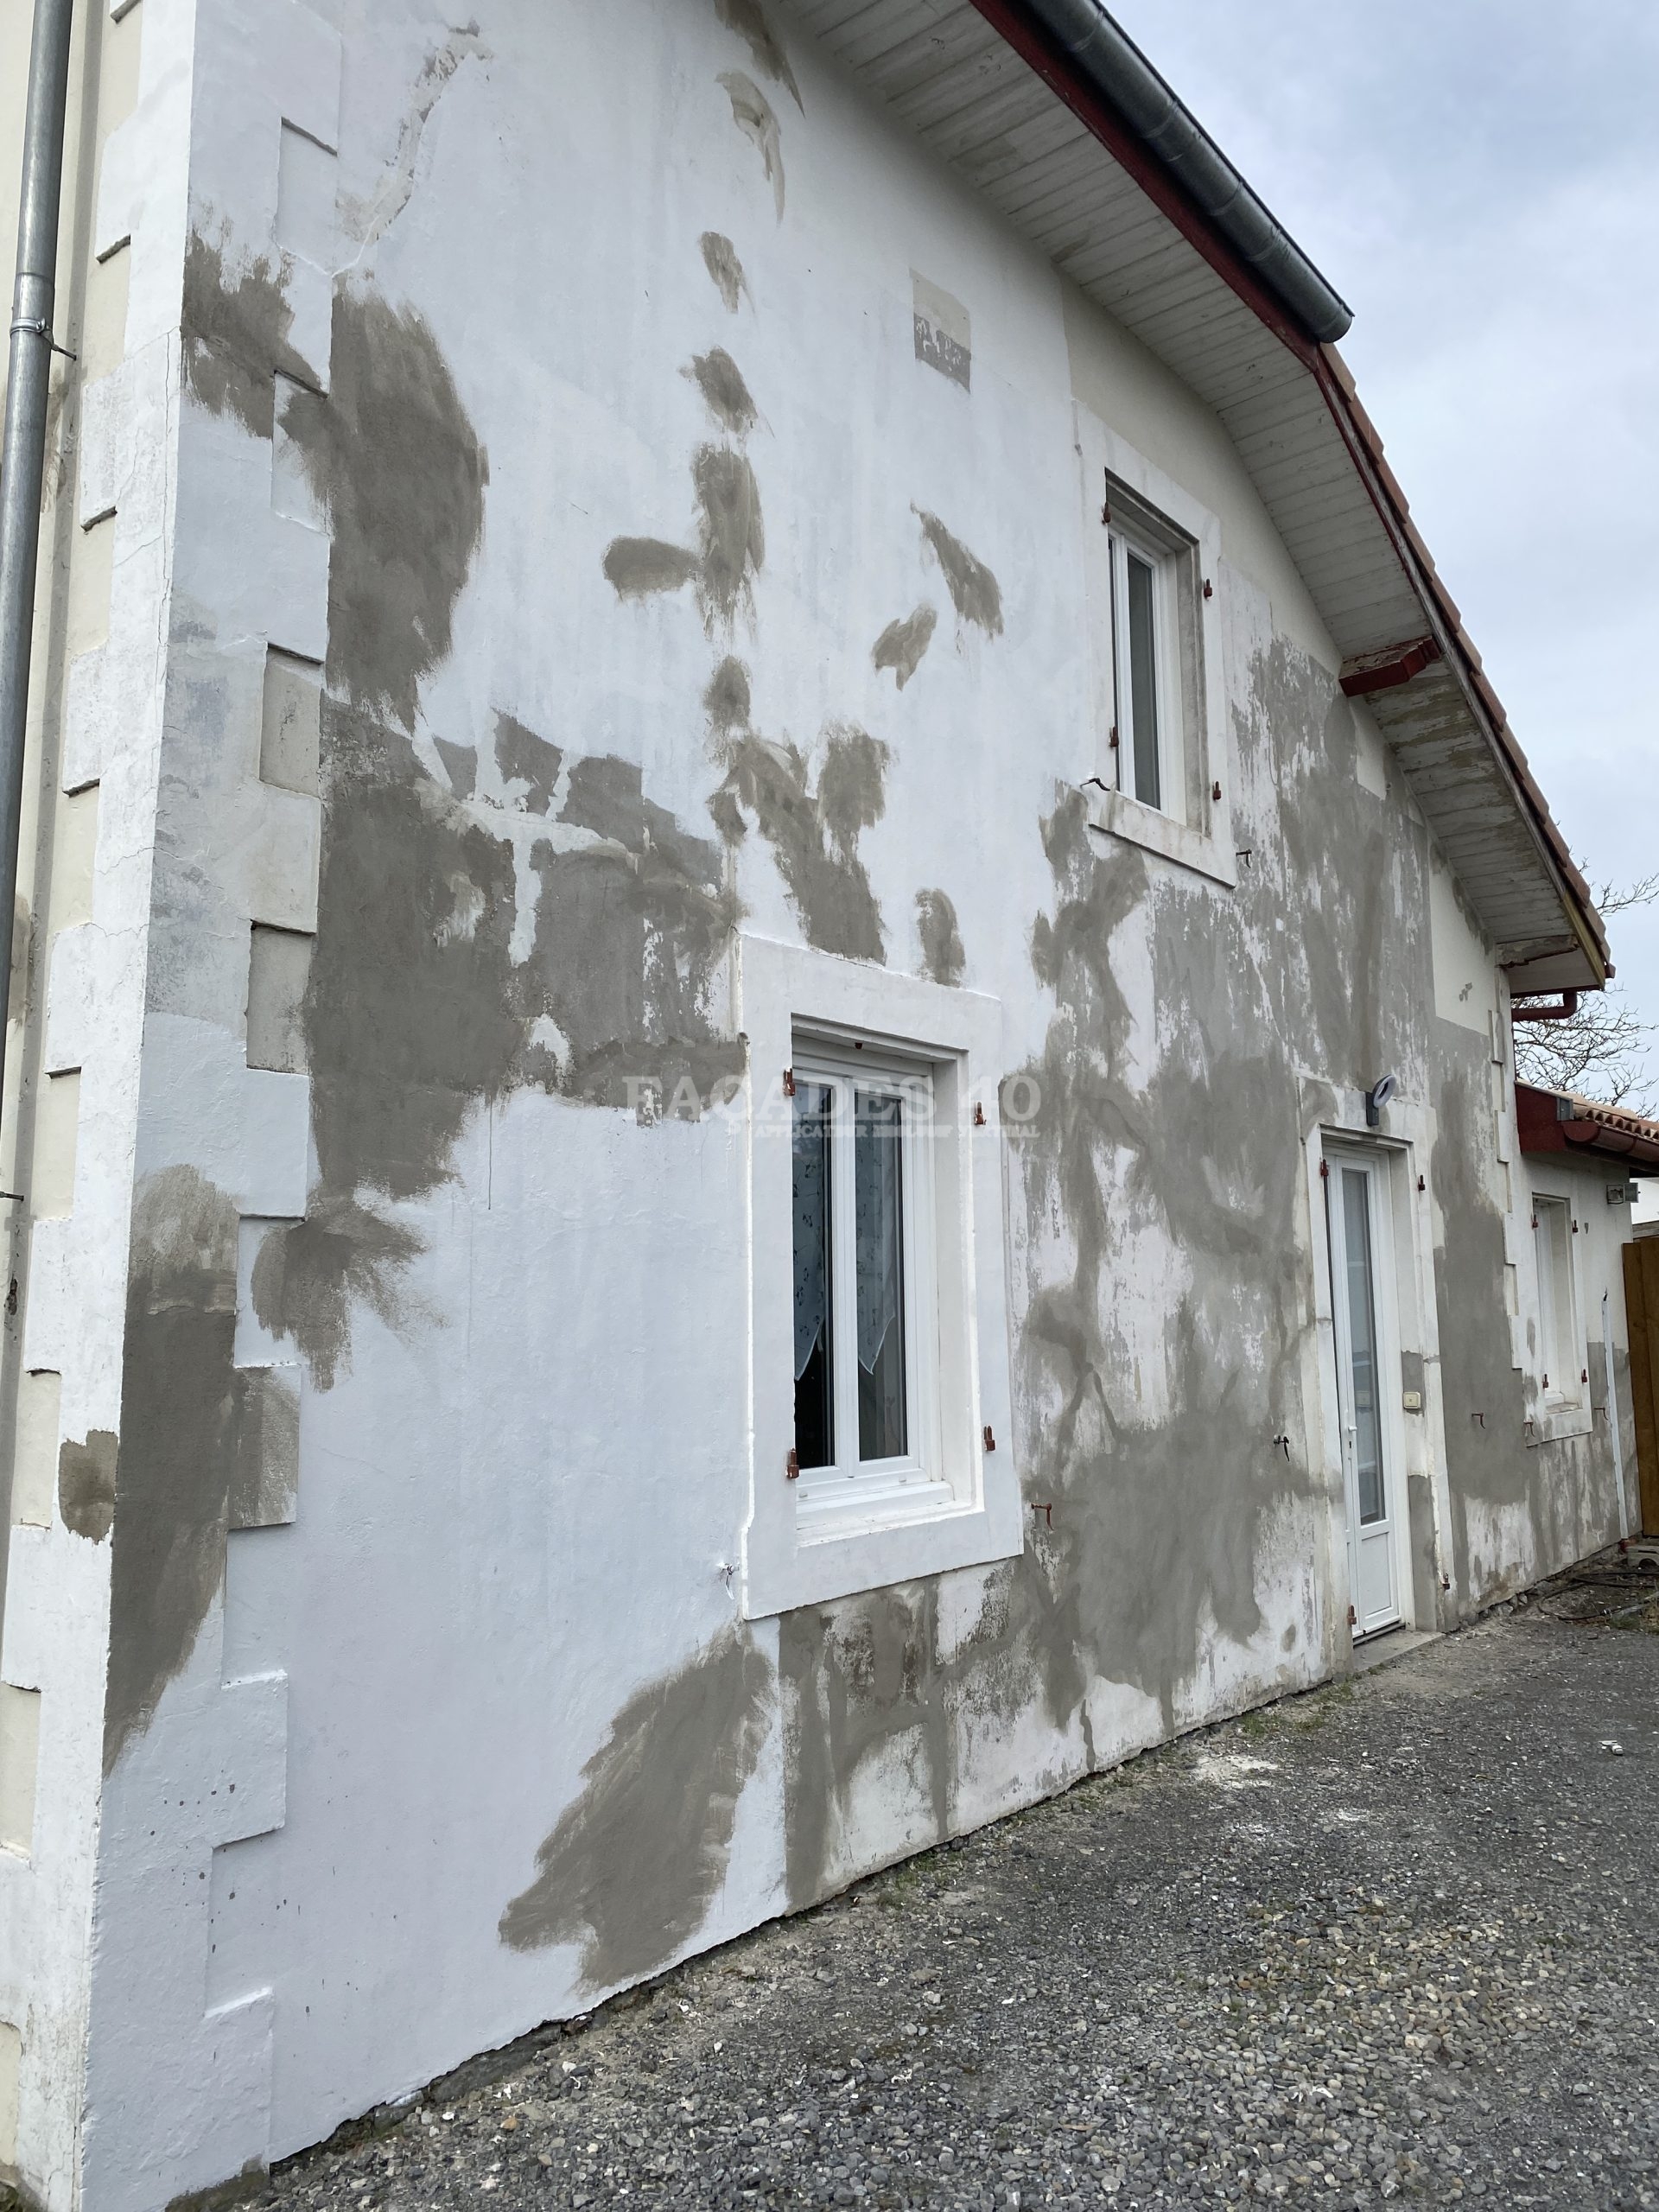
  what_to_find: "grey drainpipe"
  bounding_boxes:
[1015,0,1353,344]
[1,0,78,1113]
[0,0,76,1643]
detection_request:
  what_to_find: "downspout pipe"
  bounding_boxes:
[0,0,77,1112]
[1014,0,1354,344]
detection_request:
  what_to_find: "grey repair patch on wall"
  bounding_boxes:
[603,445,765,634]
[105,1168,302,1770]
[181,230,321,440]
[872,604,937,691]
[247,677,747,1385]
[916,508,1002,638]
[699,232,748,315]
[493,711,562,815]
[705,659,888,963]
[715,0,802,110]
[171,261,749,1389]
[1430,1041,1533,1599]
[605,632,1449,1923]
[912,273,970,391]
[915,888,964,987]
[432,735,476,800]
[57,1429,117,1543]
[718,71,785,221]
[499,1629,772,1988]
[686,346,757,437]
[280,284,491,733]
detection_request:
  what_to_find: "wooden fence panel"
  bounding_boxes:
[1624,1238,1659,1536]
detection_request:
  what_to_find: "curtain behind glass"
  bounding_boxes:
[855,1090,906,1459]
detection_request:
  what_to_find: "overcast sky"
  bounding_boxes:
[1109,0,1659,1109]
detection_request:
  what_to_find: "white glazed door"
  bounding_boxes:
[1326,1156,1401,1637]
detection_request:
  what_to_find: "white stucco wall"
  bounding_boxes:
[0,1,184,2202]
[0,3,1624,2205]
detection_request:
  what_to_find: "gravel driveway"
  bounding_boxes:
[268,1583,1659,2211]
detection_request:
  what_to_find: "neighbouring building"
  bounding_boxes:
[0,1,1647,2204]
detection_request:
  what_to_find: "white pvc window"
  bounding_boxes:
[791,1043,939,1510]
[1532,1194,1580,1406]
[1109,524,1180,818]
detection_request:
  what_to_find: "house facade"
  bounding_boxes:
[0,1,1641,2205]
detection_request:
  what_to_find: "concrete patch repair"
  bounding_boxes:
[0,0,1643,2207]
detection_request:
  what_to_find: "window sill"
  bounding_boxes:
[796,1471,960,1541]
[748,1489,1015,1616]
[1086,785,1236,889]
[1527,1401,1592,1447]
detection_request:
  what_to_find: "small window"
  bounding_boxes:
[741,935,1020,1618]
[1532,1194,1579,1406]
[1077,422,1229,883]
[1109,524,1178,815]
[791,1046,937,1502]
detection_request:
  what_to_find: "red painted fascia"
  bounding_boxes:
[1338,638,1442,698]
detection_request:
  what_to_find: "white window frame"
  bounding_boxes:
[1108,522,1182,821]
[740,937,1020,1618]
[789,1041,943,1518]
[1076,404,1233,889]
[1530,1190,1586,1415]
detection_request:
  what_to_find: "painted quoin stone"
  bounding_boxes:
[0,2,1636,2208]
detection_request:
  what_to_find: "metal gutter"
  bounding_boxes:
[997,0,1353,344]
[1,0,77,1111]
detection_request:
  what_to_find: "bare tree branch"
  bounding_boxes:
[1513,988,1656,1112]
[1592,868,1659,918]
[1512,870,1659,1113]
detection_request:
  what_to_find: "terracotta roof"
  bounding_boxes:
[1315,351,1609,976]
[1515,1083,1659,1172]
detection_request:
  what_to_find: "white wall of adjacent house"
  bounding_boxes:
[0,0,1624,2205]
[0,1,187,2204]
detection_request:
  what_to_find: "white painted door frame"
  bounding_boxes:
[1321,1139,1414,1640]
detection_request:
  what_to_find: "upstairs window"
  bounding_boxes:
[1109,521,1179,815]
[1075,420,1231,887]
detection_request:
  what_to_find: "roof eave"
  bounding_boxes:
[979,0,1608,988]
